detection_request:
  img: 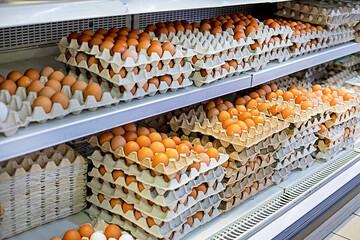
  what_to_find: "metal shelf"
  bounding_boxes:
[0,72,251,162]
[1,0,279,28]
[7,141,360,240]
[251,42,360,87]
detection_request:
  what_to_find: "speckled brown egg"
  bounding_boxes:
[32,96,52,113]
[84,82,102,101]
[71,80,88,95]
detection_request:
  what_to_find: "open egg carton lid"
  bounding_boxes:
[87,203,220,240]
[224,161,274,185]
[0,144,86,181]
[58,38,195,69]
[312,136,355,160]
[87,150,227,196]
[89,135,199,179]
[87,183,222,223]
[169,106,289,151]
[219,177,272,212]
[86,182,223,239]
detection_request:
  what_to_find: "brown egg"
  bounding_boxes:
[1,80,17,95]
[38,86,56,98]
[71,80,88,95]
[61,75,77,86]
[51,92,69,109]
[27,80,44,94]
[99,40,114,52]
[162,42,175,56]
[245,26,256,36]
[24,68,40,81]
[7,70,22,81]
[88,37,103,48]
[145,24,157,32]
[104,224,121,239]
[49,71,65,81]
[207,108,220,118]
[16,76,32,88]
[45,79,62,92]
[83,82,102,101]
[32,96,52,113]
[0,74,5,84]
[200,23,211,32]
[67,32,80,42]
[159,75,172,86]
[124,131,138,142]
[155,27,169,36]
[127,38,139,47]
[78,225,94,238]
[63,229,81,240]
[147,44,163,57]
[137,41,151,52]
[122,49,138,62]
[77,34,91,45]
[148,77,160,88]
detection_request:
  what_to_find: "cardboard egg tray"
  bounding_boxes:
[86,181,223,239]
[288,41,328,59]
[267,47,292,63]
[88,149,227,191]
[329,70,358,86]
[285,114,330,137]
[169,106,289,151]
[316,118,359,141]
[87,182,222,223]
[273,135,318,161]
[87,150,227,199]
[264,95,331,126]
[312,137,355,161]
[290,30,329,47]
[58,37,195,69]
[325,106,360,128]
[89,135,205,178]
[87,204,221,240]
[248,54,268,72]
[57,52,194,88]
[190,54,226,70]
[190,63,251,87]
[0,144,87,239]
[0,73,120,137]
[276,4,360,29]
[327,95,360,114]
[273,151,315,171]
[271,154,315,184]
[219,177,272,212]
[273,144,317,170]
[270,75,313,90]
[223,162,274,186]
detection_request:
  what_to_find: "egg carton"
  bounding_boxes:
[89,135,200,178]
[58,53,194,88]
[325,106,360,128]
[327,33,356,47]
[226,46,253,62]
[316,130,358,153]
[88,165,224,207]
[289,41,328,59]
[190,54,225,70]
[169,106,289,151]
[87,203,220,240]
[316,124,346,141]
[58,37,195,69]
[267,48,292,63]
[271,154,315,184]
[88,148,227,192]
[290,30,329,46]
[86,182,223,238]
[223,163,274,187]
[88,182,222,223]
[278,127,319,148]
[312,137,355,161]
[219,177,272,212]
[190,62,251,87]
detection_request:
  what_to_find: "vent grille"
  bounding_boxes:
[134,5,255,29]
[212,149,358,240]
[0,15,130,50]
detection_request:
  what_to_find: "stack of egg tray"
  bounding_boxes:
[0,144,87,239]
[168,106,290,212]
[269,75,312,90]
[86,144,228,240]
[313,109,360,161]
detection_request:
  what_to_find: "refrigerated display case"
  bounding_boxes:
[1,1,360,239]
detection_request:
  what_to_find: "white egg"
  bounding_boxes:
[108,238,117,240]
[81,238,90,240]
[90,231,107,240]
[119,233,134,240]
[0,102,8,122]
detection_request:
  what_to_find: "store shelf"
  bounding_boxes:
[251,42,360,87]
[0,72,251,162]
[7,141,360,240]
[1,0,284,28]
